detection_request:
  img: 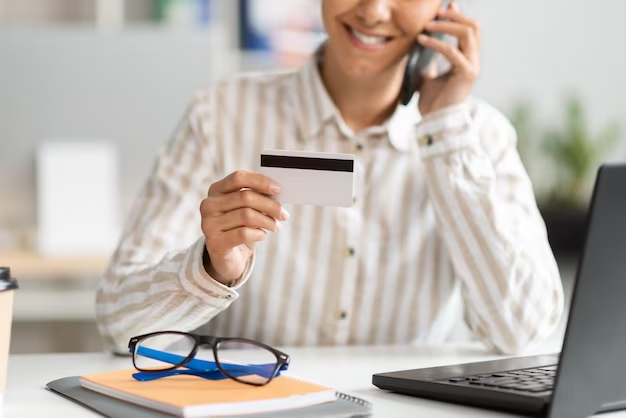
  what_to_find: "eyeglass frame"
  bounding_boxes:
[127,331,291,386]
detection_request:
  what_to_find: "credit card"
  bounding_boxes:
[259,149,355,207]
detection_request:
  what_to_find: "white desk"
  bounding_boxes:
[3,344,626,418]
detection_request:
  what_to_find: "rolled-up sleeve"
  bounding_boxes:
[416,100,564,354]
[96,91,254,353]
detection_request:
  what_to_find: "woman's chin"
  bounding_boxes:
[341,60,387,79]
[324,45,405,82]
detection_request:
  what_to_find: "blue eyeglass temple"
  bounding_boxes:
[130,346,288,382]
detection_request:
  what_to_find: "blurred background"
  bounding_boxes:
[1,0,624,354]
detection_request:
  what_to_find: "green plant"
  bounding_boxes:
[542,96,621,209]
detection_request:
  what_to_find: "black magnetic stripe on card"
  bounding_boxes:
[260,155,354,173]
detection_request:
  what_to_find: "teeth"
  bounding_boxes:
[351,28,386,45]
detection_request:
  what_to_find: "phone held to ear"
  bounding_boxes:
[400,0,451,106]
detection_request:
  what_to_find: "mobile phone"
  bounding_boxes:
[400,0,451,106]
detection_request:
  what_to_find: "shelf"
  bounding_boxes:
[1,251,109,280]
[0,0,220,30]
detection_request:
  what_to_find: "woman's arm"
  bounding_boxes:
[96,92,254,353]
[418,101,564,354]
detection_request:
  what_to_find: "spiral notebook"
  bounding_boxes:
[47,372,371,418]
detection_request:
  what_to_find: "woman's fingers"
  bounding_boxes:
[424,20,479,62]
[202,189,289,221]
[438,3,481,35]
[208,170,282,196]
[417,34,474,77]
[203,208,281,236]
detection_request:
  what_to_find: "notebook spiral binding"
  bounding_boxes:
[284,375,372,415]
[336,391,372,408]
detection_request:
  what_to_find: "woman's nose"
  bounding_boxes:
[355,0,393,26]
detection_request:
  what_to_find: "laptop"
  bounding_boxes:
[372,164,626,418]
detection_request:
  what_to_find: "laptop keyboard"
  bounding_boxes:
[441,365,557,395]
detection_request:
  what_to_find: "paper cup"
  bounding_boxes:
[0,267,18,406]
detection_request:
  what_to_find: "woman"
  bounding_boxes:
[96,0,564,354]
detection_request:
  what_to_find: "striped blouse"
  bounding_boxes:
[96,56,564,354]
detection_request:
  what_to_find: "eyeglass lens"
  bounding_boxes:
[216,340,280,385]
[134,332,196,371]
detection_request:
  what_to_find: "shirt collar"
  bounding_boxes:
[293,50,421,153]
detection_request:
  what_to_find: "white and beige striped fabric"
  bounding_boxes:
[96,57,564,355]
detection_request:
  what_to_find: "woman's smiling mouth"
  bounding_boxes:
[343,23,396,50]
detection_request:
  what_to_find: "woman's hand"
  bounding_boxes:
[200,170,289,285]
[417,1,481,116]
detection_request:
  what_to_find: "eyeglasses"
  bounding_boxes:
[127,331,290,386]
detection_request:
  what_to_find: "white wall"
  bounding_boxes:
[0,0,625,232]
[0,27,235,230]
[468,0,626,134]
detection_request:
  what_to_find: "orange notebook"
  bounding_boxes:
[80,369,336,417]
